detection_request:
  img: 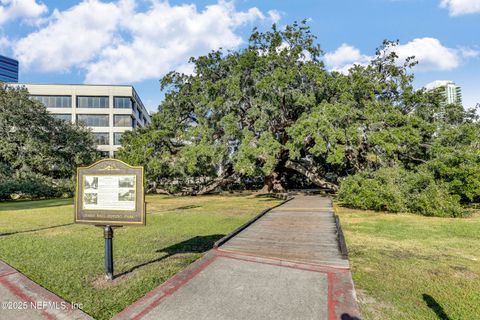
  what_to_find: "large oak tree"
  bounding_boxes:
[118,22,479,196]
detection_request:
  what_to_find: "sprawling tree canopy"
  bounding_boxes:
[0,85,98,199]
[118,22,479,202]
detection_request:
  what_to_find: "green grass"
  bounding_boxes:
[336,205,480,320]
[0,194,281,320]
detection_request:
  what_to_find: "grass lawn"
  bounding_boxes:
[336,205,480,320]
[0,194,281,320]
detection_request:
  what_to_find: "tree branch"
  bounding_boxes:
[285,160,338,191]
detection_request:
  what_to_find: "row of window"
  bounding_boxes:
[93,132,122,145]
[32,95,71,108]
[31,95,135,110]
[52,114,134,127]
[77,96,109,108]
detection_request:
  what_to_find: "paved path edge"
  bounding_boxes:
[0,260,93,319]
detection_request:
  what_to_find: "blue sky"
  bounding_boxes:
[1,0,479,112]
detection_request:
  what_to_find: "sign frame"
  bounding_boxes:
[74,159,146,226]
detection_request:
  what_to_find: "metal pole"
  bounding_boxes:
[103,225,114,280]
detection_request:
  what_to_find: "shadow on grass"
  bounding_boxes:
[115,234,224,279]
[253,194,277,199]
[341,314,361,320]
[172,205,201,210]
[423,294,452,320]
[147,205,201,215]
[0,223,74,237]
[0,198,73,212]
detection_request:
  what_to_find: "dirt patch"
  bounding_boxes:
[451,265,479,280]
[356,289,376,304]
[382,249,434,261]
[356,289,403,320]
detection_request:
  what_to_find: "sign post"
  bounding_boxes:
[74,159,146,280]
[104,225,114,280]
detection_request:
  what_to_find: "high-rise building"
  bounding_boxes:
[10,83,151,157]
[0,55,19,83]
[425,80,462,105]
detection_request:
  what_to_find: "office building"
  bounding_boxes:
[425,80,462,105]
[11,83,151,157]
[0,55,19,83]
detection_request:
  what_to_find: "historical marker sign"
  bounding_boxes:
[74,159,145,226]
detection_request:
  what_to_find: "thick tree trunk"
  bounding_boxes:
[195,173,239,195]
[154,188,172,195]
[285,160,338,192]
[260,172,285,193]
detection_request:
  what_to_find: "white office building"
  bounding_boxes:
[425,80,462,105]
[12,84,151,157]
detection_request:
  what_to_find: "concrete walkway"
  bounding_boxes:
[114,195,361,320]
[0,261,93,320]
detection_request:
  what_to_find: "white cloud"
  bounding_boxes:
[0,0,47,25]
[323,43,371,74]
[440,0,480,16]
[324,38,479,74]
[392,37,460,71]
[0,35,9,51]
[459,47,480,58]
[267,9,281,24]
[12,0,275,84]
[14,0,134,72]
[86,1,268,83]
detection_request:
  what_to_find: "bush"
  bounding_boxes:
[0,173,74,200]
[338,168,406,212]
[404,171,464,217]
[338,167,466,217]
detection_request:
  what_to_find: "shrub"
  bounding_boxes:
[338,167,406,212]
[0,173,74,200]
[339,167,466,217]
[404,171,464,217]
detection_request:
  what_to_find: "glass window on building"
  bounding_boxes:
[77,114,109,127]
[93,133,109,145]
[31,95,71,108]
[52,114,72,121]
[77,96,109,108]
[113,132,122,145]
[114,97,133,109]
[113,115,132,127]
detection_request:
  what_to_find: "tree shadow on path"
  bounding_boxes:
[115,234,224,279]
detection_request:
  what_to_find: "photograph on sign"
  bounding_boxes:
[84,176,98,189]
[82,175,136,211]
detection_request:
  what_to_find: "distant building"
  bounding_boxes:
[425,80,462,105]
[0,55,19,83]
[10,83,151,157]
